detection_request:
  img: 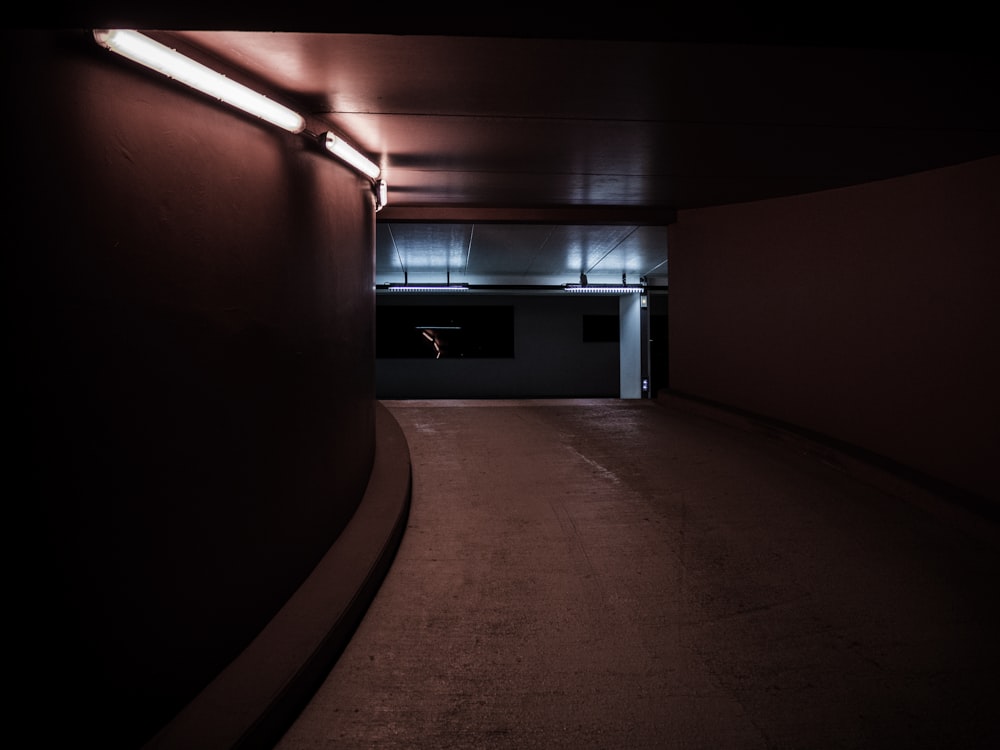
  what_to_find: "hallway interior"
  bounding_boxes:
[274,398,1000,749]
[8,25,998,750]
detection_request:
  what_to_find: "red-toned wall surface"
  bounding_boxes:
[8,31,377,747]
[668,156,999,502]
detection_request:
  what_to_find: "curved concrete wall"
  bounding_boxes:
[8,32,378,748]
[668,156,1000,502]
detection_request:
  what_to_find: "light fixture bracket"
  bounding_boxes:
[374,178,388,212]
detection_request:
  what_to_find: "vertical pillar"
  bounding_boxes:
[640,291,650,397]
[619,293,642,398]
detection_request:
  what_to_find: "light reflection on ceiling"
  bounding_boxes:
[376,223,669,288]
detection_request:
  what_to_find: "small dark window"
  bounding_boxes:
[377,305,515,358]
[582,314,619,342]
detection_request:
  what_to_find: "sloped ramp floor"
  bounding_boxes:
[276,398,1000,750]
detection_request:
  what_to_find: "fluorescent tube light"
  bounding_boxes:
[564,284,643,293]
[93,29,306,133]
[324,133,381,181]
[385,283,469,292]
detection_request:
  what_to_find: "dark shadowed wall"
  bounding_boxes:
[668,156,1000,502]
[7,31,377,748]
[375,293,621,398]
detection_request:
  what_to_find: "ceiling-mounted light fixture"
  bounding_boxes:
[384,283,469,292]
[93,30,306,134]
[563,283,643,293]
[324,132,381,181]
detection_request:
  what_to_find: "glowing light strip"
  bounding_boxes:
[93,29,306,134]
[386,284,469,292]
[324,133,381,181]
[564,284,644,293]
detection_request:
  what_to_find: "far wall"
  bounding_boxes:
[668,156,1000,502]
[376,293,621,398]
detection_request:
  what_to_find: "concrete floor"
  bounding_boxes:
[275,398,1000,749]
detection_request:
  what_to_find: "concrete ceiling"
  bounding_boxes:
[53,10,1000,289]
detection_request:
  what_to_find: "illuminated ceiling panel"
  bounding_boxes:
[376,223,668,288]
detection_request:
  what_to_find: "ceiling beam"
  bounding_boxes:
[376,206,677,225]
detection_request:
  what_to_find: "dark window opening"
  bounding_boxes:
[377,305,515,358]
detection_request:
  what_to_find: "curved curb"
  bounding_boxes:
[144,401,412,750]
